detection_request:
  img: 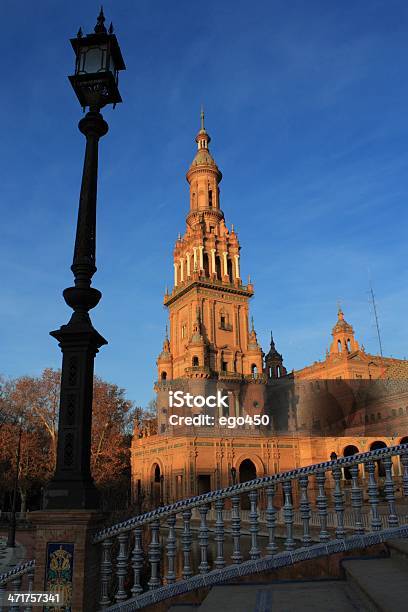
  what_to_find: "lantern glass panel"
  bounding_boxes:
[78,44,108,74]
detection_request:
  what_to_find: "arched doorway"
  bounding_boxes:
[151,463,162,508]
[343,445,359,480]
[400,437,408,445]
[239,459,257,510]
[370,441,387,477]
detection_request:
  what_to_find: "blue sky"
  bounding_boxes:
[1,0,407,406]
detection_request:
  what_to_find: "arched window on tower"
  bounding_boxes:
[338,340,342,353]
[215,256,222,280]
[203,252,210,277]
[161,371,167,380]
[277,365,281,378]
[347,338,351,352]
[251,364,258,379]
[208,189,213,208]
[192,356,199,367]
[227,258,233,283]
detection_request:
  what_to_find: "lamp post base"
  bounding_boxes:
[47,316,107,510]
[44,477,100,510]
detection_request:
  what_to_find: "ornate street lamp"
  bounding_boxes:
[45,9,125,510]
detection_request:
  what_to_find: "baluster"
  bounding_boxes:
[165,515,177,584]
[401,452,408,497]
[9,575,22,611]
[131,527,144,597]
[283,481,295,550]
[182,509,193,579]
[298,475,312,546]
[231,494,243,563]
[198,504,210,573]
[316,470,329,542]
[99,538,113,607]
[148,519,161,589]
[214,498,226,568]
[384,456,398,527]
[332,466,346,539]
[350,464,364,534]
[265,484,278,554]
[248,489,260,560]
[23,567,35,612]
[115,532,129,601]
[366,461,381,531]
[0,583,5,612]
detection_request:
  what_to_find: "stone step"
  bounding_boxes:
[387,538,408,560]
[197,581,370,612]
[343,557,408,612]
[168,606,200,612]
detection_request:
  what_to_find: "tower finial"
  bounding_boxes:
[165,324,169,340]
[94,6,107,34]
[200,105,205,131]
[251,316,255,332]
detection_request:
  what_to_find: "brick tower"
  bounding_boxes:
[157,111,263,384]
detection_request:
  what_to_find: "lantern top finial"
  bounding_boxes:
[94,6,107,34]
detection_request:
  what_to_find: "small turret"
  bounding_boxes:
[246,317,263,377]
[157,325,173,381]
[265,332,287,379]
[329,307,359,355]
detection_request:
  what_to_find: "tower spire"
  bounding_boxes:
[94,6,107,34]
[200,105,205,131]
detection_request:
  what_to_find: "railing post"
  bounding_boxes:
[9,575,22,611]
[148,519,161,590]
[99,538,113,608]
[283,481,295,550]
[231,494,243,563]
[198,504,210,573]
[214,498,226,568]
[383,456,399,527]
[332,465,345,539]
[115,532,129,602]
[265,483,278,554]
[249,490,260,560]
[131,527,144,597]
[298,475,312,546]
[182,509,193,578]
[367,461,382,531]
[23,567,35,612]
[350,464,364,534]
[0,584,5,612]
[401,451,408,497]
[165,515,177,584]
[316,470,329,542]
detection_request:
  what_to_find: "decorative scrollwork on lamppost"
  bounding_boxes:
[45,9,125,510]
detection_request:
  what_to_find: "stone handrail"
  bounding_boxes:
[95,443,408,610]
[0,559,35,611]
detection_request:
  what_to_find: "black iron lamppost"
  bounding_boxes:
[45,9,125,510]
